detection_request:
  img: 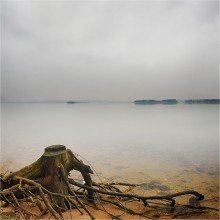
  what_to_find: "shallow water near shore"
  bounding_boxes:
[1,103,219,218]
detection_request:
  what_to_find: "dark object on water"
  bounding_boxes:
[185,99,220,104]
[67,101,76,104]
[134,99,178,105]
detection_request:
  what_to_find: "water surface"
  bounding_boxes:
[1,103,219,202]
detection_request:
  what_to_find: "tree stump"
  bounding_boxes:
[1,145,94,210]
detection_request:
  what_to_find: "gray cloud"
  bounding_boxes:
[1,0,219,102]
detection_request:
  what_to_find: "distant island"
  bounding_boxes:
[67,101,77,104]
[134,99,220,105]
[66,101,89,104]
[134,99,178,105]
[184,99,220,104]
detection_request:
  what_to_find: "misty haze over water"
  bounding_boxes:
[2,103,219,174]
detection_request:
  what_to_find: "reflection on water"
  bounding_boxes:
[1,103,219,208]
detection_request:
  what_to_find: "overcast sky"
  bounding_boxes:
[1,0,219,102]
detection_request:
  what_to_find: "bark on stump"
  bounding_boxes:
[1,145,94,210]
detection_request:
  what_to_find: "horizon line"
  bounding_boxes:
[1,98,220,104]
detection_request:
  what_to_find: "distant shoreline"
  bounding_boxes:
[1,99,220,104]
[134,99,220,105]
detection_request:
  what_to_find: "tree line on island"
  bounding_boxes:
[134,99,220,105]
[66,99,220,104]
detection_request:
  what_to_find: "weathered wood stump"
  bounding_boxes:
[1,145,94,210]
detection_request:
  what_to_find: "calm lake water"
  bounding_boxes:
[1,103,219,203]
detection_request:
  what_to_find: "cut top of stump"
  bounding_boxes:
[43,145,67,156]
